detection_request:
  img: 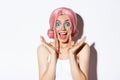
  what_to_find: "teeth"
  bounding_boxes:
[60,32,66,34]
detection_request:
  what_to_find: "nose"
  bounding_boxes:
[61,24,65,30]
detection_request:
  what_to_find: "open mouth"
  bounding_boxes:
[59,31,67,40]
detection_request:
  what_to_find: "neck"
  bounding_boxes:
[60,42,69,48]
[59,40,74,48]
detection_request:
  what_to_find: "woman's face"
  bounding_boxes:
[55,15,71,43]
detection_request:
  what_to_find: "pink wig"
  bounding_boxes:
[47,7,77,39]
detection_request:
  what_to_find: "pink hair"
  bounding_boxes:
[47,7,77,39]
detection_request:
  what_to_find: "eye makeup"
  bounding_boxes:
[55,20,71,28]
[55,20,61,27]
[64,20,70,27]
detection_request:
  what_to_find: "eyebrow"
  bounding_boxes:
[66,19,69,21]
[56,19,70,22]
[56,20,60,22]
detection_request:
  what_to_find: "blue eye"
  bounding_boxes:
[56,20,61,27]
[64,21,70,27]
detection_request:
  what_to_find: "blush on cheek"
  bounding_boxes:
[67,28,72,35]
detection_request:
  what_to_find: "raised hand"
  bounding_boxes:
[68,36,86,55]
[40,36,58,55]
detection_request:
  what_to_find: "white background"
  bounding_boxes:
[0,0,120,80]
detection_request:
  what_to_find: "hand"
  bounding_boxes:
[68,36,86,56]
[40,36,58,56]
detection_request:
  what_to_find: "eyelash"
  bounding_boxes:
[64,21,70,27]
[56,21,61,27]
[55,21,70,27]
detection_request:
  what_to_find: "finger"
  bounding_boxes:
[79,36,86,44]
[40,36,59,53]
[54,29,58,46]
[46,43,59,54]
[40,35,59,54]
[40,35,47,44]
[75,36,86,49]
[40,36,51,49]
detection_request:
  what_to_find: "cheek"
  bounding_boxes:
[55,29,59,34]
[56,28,59,31]
[54,28,59,36]
[67,26,72,32]
[67,28,72,35]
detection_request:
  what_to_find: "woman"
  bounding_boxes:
[37,7,90,80]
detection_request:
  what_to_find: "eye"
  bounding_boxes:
[55,20,61,27]
[64,21,70,27]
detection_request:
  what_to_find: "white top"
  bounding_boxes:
[48,55,73,80]
[55,59,73,80]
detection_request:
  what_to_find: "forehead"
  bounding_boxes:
[57,15,70,21]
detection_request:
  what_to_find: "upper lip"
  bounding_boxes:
[59,31,67,35]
